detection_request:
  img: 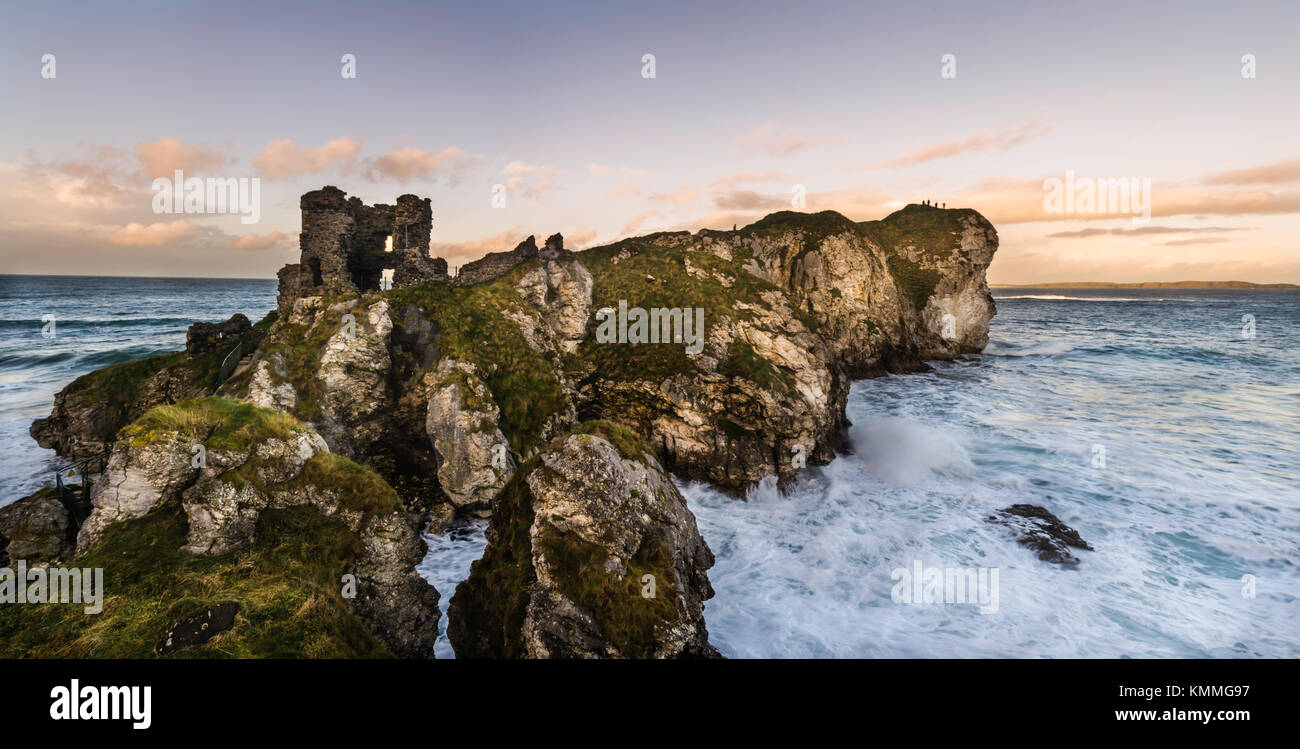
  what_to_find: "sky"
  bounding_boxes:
[1,0,1298,283]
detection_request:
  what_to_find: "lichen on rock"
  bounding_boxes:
[448,421,718,658]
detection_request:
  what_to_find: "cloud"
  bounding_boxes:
[929,177,1300,224]
[1046,226,1247,238]
[620,209,661,235]
[108,221,295,252]
[873,123,1051,168]
[251,137,362,179]
[502,161,559,198]
[649,186,699,204]
[736,122,821,156]
[136,138,233,178]
[17,147,140,212]
[227,231,295,251]
[709,171,786,188]
[1202,158,1300,186]
[432,225,526,266]
[565,228,598,248]
[589,163,648,177]
[1162,237,1231,246]
[108,219,215,246]
[362,146,479,183]
[609,179,640,197]
[713,190,788,211]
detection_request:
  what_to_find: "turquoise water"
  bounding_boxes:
[2,277,1296,657]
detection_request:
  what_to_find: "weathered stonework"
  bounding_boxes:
[456,235,540,286]
[276,186,450,315]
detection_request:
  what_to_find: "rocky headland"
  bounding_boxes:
[4,189,1001,658]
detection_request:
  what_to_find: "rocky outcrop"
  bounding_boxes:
[448,422,718,658]
[75,398,440,657]
[424,358,512,513]
[247,352,297,412]
[316,300,395,456]
[186,313,251,356]
[988,504,1094,566]
[700,205,998,376]
[514,235,593,355]
[31,317,272,465]
[0,488,74,567]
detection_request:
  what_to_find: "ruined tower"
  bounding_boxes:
[276,186,449,315]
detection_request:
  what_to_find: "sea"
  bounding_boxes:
[2,275,1297,658]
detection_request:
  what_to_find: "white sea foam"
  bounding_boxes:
[982,340,1074,356]
[417,291,1300,658]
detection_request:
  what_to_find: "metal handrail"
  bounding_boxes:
[216,340,243,388]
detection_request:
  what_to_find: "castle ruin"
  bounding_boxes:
[276,186,449,314]
[277,186,569,315]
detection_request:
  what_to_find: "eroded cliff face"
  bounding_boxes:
[72,398,440,658]
[448,422,718,658]
[710,205,998,376]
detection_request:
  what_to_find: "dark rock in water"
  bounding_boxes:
[185,313,251,356]
[988,503,1093,566]
[157,602,240,654]
[0,488,74,567]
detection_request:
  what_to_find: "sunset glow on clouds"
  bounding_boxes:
[1,0,1297,282]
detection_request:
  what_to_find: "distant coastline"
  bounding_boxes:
[992,281,1299,289]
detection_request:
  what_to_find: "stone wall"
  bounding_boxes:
[277,186,449,313]
[456,235,541,286]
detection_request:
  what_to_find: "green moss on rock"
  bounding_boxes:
[0,503,390,658]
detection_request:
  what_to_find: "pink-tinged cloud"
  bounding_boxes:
[736,122,818,156]
[251,137,362,179]
[363,147,479,183]
[589,163,648,177]
[432,225,529,266]
[620,209,661,235]
[1161,237,1231,246]
[1046,226,1246,238]
[136,138,233,178]
[609,179,639,197]
[873,123,1051,168]
[565,228,598,248]
[709,171,786,188]
[108,220,210,246]
[227,231,295,251]
[932,177,1300,224]
[1202,158,1300,186]
[502,161,559,198]
[649,186,699,204]
[713,190,788,211]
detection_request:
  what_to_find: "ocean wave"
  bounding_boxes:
[982,340,1074,357]
[849,417,974,485]
[0,317,194,329]
[0,350,78,369]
